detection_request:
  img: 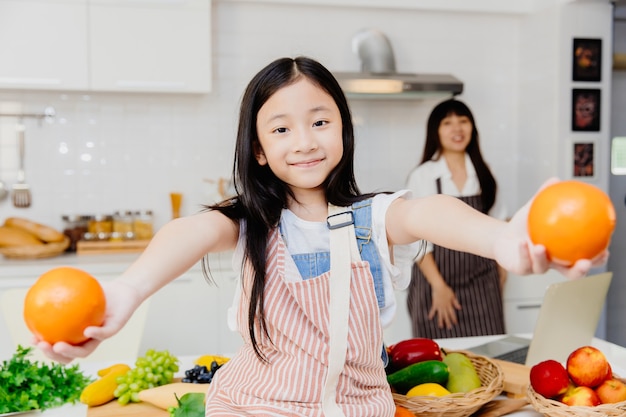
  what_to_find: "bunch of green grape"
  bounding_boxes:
[114,349,179,405]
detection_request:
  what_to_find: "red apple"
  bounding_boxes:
[561,385,602,406]
[566,346,610,388]
[595,378,626,404]
[530,360,570,398]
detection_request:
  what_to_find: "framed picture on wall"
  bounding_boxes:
[573,142,595,178]
[572,38,602,82]
[572,88,601,132]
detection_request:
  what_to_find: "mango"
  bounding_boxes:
[443,352,481,393]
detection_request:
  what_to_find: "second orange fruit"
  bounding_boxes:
[24,266,106,345]
[528,180,616,265]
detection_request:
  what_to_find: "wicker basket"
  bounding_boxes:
[392,351,504,417]
[0,236,70,259]
[527,377,626,417]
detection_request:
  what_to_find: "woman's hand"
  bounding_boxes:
[428,282,461,329]
[35,280,143,364]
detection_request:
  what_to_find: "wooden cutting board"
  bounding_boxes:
[492,358,531,398]
[87,400,169,417]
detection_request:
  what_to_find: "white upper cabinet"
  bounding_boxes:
[89,0,211,93]
[0,0,89,91]
[0,0,211,93]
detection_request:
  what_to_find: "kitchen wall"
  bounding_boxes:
[0,1,619,343]
[0,1,531,231]
[608,4,626,347]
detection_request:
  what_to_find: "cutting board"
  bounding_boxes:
[492,358,531,398]
[87,400,169,417]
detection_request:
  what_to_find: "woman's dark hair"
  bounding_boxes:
[420,99,497,213]
[203,56,367,361]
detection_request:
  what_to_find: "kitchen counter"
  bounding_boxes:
[26,335,626,417]
[0,251,241,360]
[0,253,143,288]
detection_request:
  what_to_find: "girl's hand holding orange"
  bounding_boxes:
[494,178,612,280]
[528,179,615,267]
[26,268,143,364]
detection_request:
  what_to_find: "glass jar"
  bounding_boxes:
[133,210,154,240]
[61,214,89,252]
[113,210,135,240]
[88,214,113,240]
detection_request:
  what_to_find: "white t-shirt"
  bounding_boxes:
[405,154,507,253]
[227,190,420,330]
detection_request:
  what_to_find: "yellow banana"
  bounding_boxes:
[80,363,131,406]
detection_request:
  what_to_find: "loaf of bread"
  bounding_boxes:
[4,217,65,243]
[0,225,44,247]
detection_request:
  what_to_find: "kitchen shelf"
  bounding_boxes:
[76,239,151,255]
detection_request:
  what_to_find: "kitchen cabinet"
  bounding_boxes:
[0,0,211,94]
[0,0,89,91]
[503,271,565,334]
[0,252,241,361]
[88,0,212,93]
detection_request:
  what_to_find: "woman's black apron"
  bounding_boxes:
[407,178,505,338]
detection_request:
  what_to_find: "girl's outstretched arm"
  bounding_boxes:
[36,210,239,363]
[386,183,606,281]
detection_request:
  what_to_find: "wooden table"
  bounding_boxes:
[87,400,169,417]
[70,335,626,417]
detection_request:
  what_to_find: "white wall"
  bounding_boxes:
[0,0,619,345]
[0,1,526,231]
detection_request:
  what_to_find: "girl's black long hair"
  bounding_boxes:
[420,99,497,213]
[204,56,369,361]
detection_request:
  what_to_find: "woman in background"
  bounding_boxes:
[406,99,508,338]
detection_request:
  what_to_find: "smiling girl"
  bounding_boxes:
[37,57,603,417]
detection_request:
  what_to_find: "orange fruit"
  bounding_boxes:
[528,180,616,265]
[394,405,415,417]
[24,266,106,345]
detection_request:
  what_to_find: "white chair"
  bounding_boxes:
[1,287,150,364]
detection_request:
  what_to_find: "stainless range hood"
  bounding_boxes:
[333,29,463,100]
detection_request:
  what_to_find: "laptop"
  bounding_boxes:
[467,271,613,366]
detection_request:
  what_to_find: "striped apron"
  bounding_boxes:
[407,178,505,339]
[204,225,394,416]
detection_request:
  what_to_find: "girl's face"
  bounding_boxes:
[438,113,472,154]
[255,78,343,196]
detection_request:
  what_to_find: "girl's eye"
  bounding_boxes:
[313,120,327,127]
[273,127,288,134]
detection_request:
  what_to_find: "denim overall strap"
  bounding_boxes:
[284,200,385,309]
[352,199,385,308]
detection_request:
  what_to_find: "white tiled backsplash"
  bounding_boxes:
[0,1,603,232]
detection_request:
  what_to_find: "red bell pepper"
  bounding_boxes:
[389,338,442,370]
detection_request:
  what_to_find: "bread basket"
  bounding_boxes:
[527,376,626,417]
[392,350,504,417]
[0,236,70,259]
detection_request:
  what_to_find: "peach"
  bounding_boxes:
[566,346,610,388]
[595,378,626,404]
[561,385,602,406]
